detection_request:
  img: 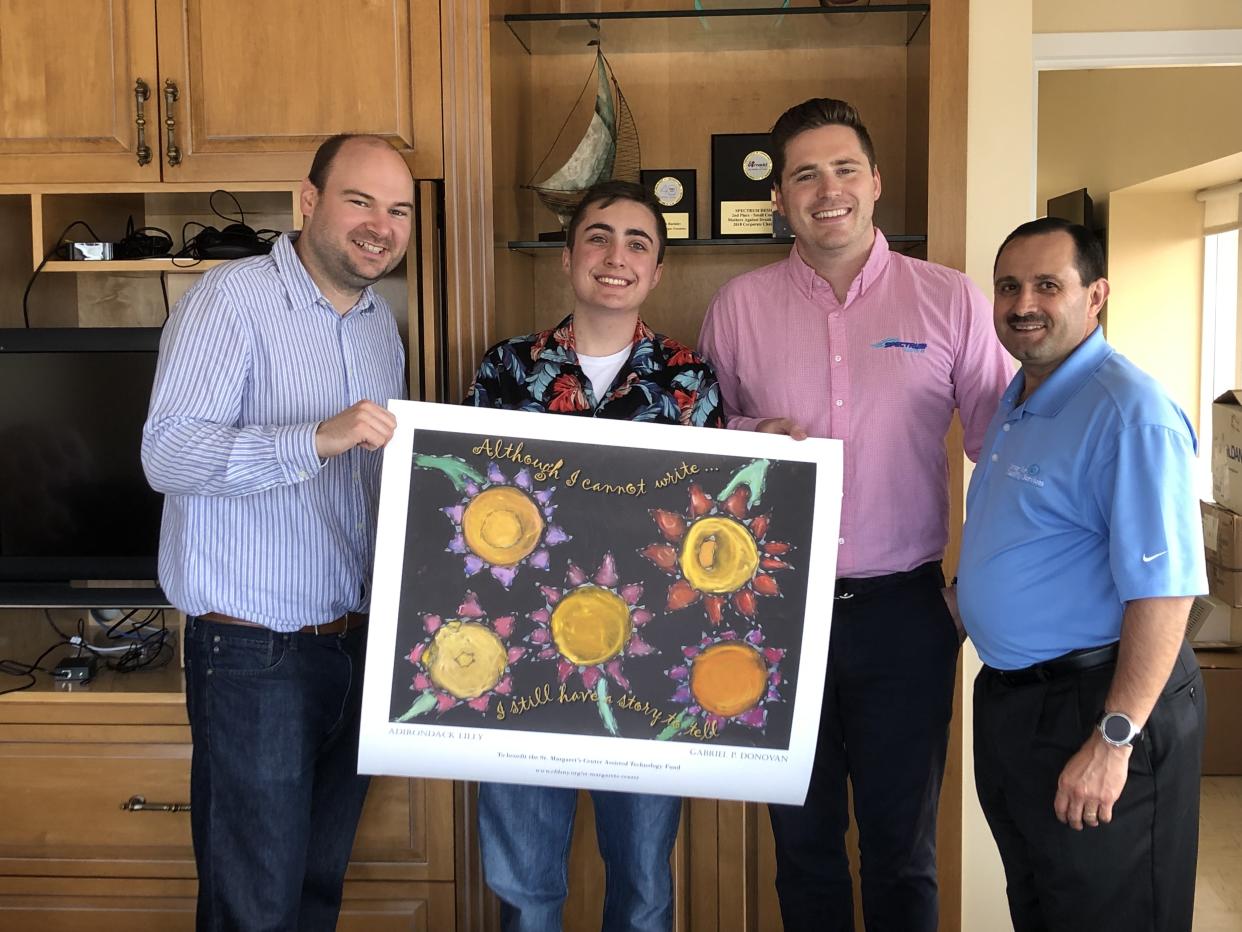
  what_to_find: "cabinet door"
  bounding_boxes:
[0,0,160,183]
[155,0,443,182]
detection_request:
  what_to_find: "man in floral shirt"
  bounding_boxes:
[465,180,722,932]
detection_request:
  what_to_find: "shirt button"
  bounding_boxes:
[1002,424,1011,432]
[838,537,845,545]
[830,312,841,319]
[991,453,999,462]
[835,399,843,407]
[833,355,842,363]
[297,469,309,480]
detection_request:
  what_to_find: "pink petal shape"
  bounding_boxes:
[539,648,557,659]
[507,646,526,663]
[627,634,655,656]
[515,468,533,490]
[745,628,764,645]
[531,607,551,624]
[530,549,550,569]
[464,480,480,496]
[620,582,643,605]
[566,563,587,587]
[631,609,653,626]
[594,552,618,587]
[458,591,485,617]
[540,586,561,604]
[605,659,630,691]
[467,695,491,712]
[557,659,575,682]
[669,665,689,680]
[672,685,692,703]
[464,555,485,576]
[581,665,601,690]
[495,676,513,695]
[490,564,518,588]
[423,614,442,633]
[435,692,458,713]
[414,673,431,690]
[530,628,551,644]
[763,647,786,663]
[721,629,739,641]
[487,463,506,484]
[737,707,768,728]
[494,615,515,637]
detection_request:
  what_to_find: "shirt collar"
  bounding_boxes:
[538,314,654,363]
[784,228,891,303]
[1017,325,1112,417]
[273,232,377,316]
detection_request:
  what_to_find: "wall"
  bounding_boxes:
[1035,0,1242,33]
[960,0,1032,929]
[1037,65,1242,225]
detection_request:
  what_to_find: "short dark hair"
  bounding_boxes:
[994,217,1106,286]
[306,134,396,191]
[770,98,877,183]
[565,180,668,263]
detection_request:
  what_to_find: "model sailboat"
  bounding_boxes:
[526,44,640,230]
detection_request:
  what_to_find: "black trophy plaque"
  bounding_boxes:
[641,169,697,240]
[711,133,776,239]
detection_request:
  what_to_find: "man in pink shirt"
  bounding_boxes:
[699,98,1011,932]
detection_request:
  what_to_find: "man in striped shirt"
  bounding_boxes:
[142,135,412,931]
[699,99,1012,932]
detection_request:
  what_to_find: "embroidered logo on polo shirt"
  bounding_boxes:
[1006,463,1045,488]
[870,337,927,353]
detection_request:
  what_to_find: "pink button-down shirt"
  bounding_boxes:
[698,231,1013,578]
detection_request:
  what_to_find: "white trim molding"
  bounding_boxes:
[1033,29,1242,71]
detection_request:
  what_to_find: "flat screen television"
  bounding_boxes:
[0,328,166,606]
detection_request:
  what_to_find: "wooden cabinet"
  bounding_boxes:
[0,609,457,929]
[0,0,443,184]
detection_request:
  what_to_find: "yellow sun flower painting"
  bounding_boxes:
[528,552,655,734]
[397,591,525,720]
[641,460,793,623]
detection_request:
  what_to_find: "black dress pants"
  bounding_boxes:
[974,639,1204,932]
[768,563,960,932]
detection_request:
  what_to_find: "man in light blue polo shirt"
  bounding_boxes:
[956,217,1207,932]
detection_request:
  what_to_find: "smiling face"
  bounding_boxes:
[774,123,881,270]
[993,230,1109,393]
[562,197,664,321]
[296,138,415,310]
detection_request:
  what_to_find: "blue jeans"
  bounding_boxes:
[184,617,370,932]
[478,783,682,932]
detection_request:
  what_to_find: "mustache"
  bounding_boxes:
[1006,313,1049,328]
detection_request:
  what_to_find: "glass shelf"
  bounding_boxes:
[503,3,929,55]
[506,234,927,254]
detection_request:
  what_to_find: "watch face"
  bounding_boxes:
[1102,714,1132,743]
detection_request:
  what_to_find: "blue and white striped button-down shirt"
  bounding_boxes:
[141,234,406,631]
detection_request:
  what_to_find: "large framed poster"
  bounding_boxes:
[359,401,842,804]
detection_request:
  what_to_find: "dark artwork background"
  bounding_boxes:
[388,428,819,751]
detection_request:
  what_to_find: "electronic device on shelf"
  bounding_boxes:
[0,328,167,607]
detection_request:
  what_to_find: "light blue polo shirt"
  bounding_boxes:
[957,326,1207,670]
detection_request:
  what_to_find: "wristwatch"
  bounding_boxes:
[1098,711,1141,748]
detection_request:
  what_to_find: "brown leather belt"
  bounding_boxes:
[199,611,367,636]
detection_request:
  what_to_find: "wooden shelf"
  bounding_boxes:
[507,234,928,254]
[42,259,228,274]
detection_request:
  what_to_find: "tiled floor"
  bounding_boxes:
[1195,777,1242,931]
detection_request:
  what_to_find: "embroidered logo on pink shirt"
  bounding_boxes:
[870,337,927,353]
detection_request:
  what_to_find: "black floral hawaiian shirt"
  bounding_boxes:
[465,314,724,428]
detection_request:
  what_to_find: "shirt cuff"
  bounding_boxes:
[276,423,323,483]
[727,415,768,432]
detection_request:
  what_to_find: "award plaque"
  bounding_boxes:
[641,169,697,240]
[711,133,777,238]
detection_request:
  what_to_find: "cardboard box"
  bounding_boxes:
[1199,652,1242,775]
[1201,500,1242,607]
[1188,594,1242,642]
[1212,391,1242,516]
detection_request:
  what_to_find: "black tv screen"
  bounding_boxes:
[0,328,163,589]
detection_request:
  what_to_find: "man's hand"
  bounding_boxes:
[941,586,965,644]
[1054,733,1131,830]
[756,417,808,441]
[314,400,398,458]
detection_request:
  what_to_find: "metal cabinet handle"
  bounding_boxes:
[134,78,152,166]
[163,79,182,167]
[121,794,191,813]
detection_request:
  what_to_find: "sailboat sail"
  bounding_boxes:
[536,52,616,193]
[526,47,640,229]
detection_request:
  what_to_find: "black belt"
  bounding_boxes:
[990,642,1119,687]
[835,561,941,600]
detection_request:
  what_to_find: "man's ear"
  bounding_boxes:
[1088,277,1110,320]
[561,244,572,277]
[299,178,319,225]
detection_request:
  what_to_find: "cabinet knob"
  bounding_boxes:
[134,78,152,166]
[164,79,183,167]
[120,794,191,813]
